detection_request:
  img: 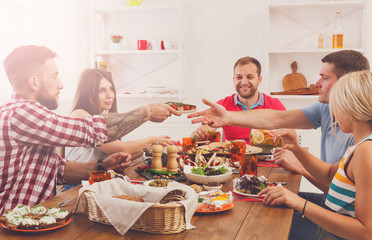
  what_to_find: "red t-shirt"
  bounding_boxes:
[217,93,286,144]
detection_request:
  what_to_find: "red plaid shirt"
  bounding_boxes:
[0,94,107,214]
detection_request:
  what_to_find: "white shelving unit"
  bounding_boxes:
[90,0,185,99]
[264,0,366,97]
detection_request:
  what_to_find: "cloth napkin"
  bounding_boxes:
[74,178,197,235]
[258,160,281,168]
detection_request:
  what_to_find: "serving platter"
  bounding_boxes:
[1,218,71,232]
[198,142,262,155]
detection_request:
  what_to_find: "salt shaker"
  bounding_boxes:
[166,145,178,172]
[151,144,163,171]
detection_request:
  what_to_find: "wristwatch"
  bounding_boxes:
[97,159,105,171]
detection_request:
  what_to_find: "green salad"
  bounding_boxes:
[191,164,228,176]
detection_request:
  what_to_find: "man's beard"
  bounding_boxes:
[36,85,58,110]
[236,84,257,99]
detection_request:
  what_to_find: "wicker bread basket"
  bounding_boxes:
[84,191,186,234]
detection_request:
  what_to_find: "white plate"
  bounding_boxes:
[178,108,198,114]
[143,179,173,188]
[232,188,262,198]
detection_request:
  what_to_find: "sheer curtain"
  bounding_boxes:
[0,0,90,106]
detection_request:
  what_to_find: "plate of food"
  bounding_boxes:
[143,179,174,188]
[166,102,197,114]
[0,205,72,232]
[232,175,274,197]
[196,190,234,213]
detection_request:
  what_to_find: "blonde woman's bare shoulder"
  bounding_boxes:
[70,109,92,118]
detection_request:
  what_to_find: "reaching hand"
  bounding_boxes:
[273,147,305,174]
[274,129,300,151]
[187,98,228,128]
[259,185,303,209]
[148,136,172,146]
[146,103,181,122]
[191,125,215,141]
[103,152,132,172]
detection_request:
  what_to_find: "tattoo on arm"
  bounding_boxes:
[103,107,148,142]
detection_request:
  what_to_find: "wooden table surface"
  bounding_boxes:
[0,163,301,240]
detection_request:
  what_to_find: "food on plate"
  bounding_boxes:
[250,129,282,147]
[148,179,173,187]
[165,102,196,111]
[197,190,233,212]
[31,205,47,216]
[159,189,186,204]
[113,195,144,202]
[233,175,275,195]
[191,165,228,176]
[190,184,203,193]
[0,204,71,230]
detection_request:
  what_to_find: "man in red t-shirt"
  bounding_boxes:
[192,56,286,144]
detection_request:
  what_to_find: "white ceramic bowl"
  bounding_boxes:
[183,165,232,184]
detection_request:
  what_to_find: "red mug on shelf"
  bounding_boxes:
[137,40,150,50]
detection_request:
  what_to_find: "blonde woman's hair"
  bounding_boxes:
[329,71,372,132]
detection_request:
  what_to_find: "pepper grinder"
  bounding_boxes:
[151,144,163,171]
[167,145,178,172]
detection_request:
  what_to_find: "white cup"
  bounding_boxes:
[163,40,175,50]
[151,40,161,50]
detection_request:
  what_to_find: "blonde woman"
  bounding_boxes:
[259,71,372,240]
[65,68,172,168]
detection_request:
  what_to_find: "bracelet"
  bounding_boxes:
[97,159,105,171]
[301,200,308,218]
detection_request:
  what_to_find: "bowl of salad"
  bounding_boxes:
[183,165,232,184]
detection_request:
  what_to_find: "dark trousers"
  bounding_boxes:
[289,192,325,240]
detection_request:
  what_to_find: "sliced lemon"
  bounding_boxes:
[252,131,264,145]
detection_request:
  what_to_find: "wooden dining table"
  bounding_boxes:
[0,162,301,240]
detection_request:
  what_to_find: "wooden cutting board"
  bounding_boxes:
[282,61,307,90]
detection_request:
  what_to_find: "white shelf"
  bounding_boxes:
[269,95,319,100]
[95,5,179,14]
[268,48,364,54]
[95,50,179,55]
[116,93,179,98]
[268,1,365,9]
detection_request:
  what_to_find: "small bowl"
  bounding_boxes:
[203,183,223,191]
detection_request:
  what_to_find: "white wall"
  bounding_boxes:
[2,0,372,160]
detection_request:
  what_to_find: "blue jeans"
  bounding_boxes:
[63,183,79,192]
[289,192,325,240]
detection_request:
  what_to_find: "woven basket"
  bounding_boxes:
[84,191,186,234]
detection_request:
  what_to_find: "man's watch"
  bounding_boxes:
[97,159,105,171]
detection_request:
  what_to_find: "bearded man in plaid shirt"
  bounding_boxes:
[0,45,180,214]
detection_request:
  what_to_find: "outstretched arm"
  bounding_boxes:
[188,98,314,130]
[63,152,131,184]
[104,103,180,142]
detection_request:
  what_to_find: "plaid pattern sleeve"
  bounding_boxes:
[0,94,108,214]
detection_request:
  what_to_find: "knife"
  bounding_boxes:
[58,197,77,207]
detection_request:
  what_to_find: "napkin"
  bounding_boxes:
[74,178,197,235]
[258,160,281,168]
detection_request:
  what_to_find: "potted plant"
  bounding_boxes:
[110,34,123,43]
